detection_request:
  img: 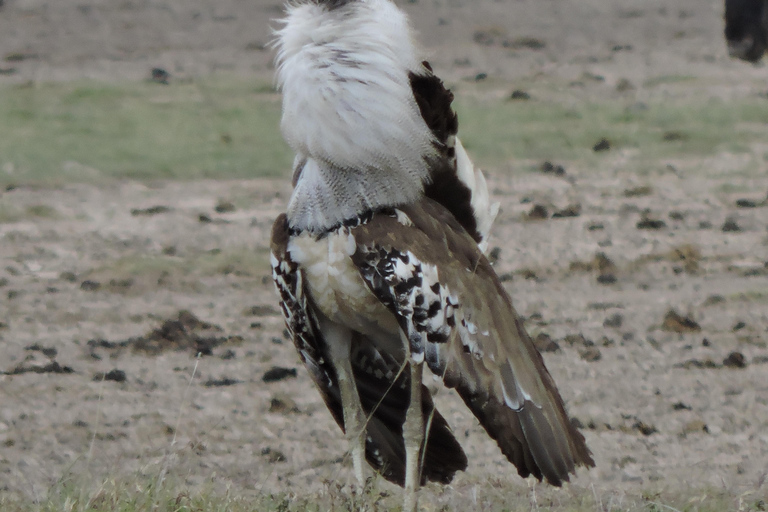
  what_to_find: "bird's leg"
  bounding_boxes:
[325,322,367,486]
[403,346,424,512]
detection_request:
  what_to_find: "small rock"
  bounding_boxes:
[592,138,611,152]
[526,204,548,220]
[215,200,236,213]
[94,369,127,382]
[488,246,502,264]
[616,78,634,92]
[732,321,746,332]
[261,447,287,463]
[552,203,582,218]
[662,131,687,142]
[503,37,546,50]
[269,396,300,414]
[533,333,560,352]
[262,366,297,383]
[674,358,718,369]
[603,313,623,328]
[509,89,530,100]
[633,420,657,436]
[80,280,101,291]
[540,161,566,176]
[661,310,701,333]
[669,211,685,220]
[636,214,666,230]
[735,198,761,208]
[150,67,170,84]
[204,377,243,387]
[579,346,602,362]
[722,351,747,369]
[597,273,617,285]
[199,214,212,223]
[59,271,77,282]
[220,349,237,360]
[623,185,653,197]
[722,218,741,232]
[672,401,692,411]
[131,205,171,216]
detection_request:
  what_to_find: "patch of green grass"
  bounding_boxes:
[455,96,768,170]
[0,79,291,186]
[2,78,767,186]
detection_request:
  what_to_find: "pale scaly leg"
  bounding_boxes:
[324,320,367,486]
[402,352,424,512]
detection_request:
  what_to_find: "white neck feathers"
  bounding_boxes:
[274,0,436,233]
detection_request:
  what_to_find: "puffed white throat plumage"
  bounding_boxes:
[274,0,437,233]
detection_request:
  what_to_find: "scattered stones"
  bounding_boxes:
[603,313,623,328]
[150,67,170,84]
[623,185,653,197]
[261,447,287,463]
[131,310,236,356]
[80,280,101,291]
[220,349,237,360]
[503,36,546,50]
[616,78,634,92]
[661,309,701,333]
[702,294,725,307]
[25,343,58,359]
[735,198,764,208]
[564,334,594,347]
[597,273,617,284]
[59,271,77,282]
[722,217,741,232]
[552,203,582,218]
[662,131,688,142]
[526,204,549,220]
[130,205,171,216]
[540,161,566,176]
[592,138,611,152]
[269,396,300,414]
[533,333,560,352]
[509,89,530,100]
[204,377,243,387]
[5,361,74,375]
[632,420,657,436]
[636,213,666,230]
[674,358,718,369]
[668,210,685,220]
[722,351,747,369]
[579,346,602,362]
[262,366,297,383]
[488,246,502,265]
[93,369,127,382]
[215,200,236,213]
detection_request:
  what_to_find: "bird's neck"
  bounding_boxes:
[274,0,437,233]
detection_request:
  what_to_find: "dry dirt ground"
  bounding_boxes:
[1,0,768,509]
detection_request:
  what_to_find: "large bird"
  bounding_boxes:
[270,1,594,509]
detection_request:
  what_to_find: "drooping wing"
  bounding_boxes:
[270,214,467,485]
[410,62,498,250]
[349,202,595,485]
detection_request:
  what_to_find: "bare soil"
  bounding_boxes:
[1,0,767,507]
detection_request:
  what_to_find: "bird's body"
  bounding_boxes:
[270,1,593,509]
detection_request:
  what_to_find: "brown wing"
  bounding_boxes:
[350,202,594,485]
[270,214,467,485]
